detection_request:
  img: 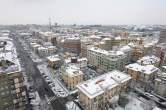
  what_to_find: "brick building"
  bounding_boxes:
[63,37,81,54]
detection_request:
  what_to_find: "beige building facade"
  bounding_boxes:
[77,70,131,110]
[61,65,83,90]
[87,47,126,72]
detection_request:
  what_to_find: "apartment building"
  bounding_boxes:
[61,65,83,90]
[154,72,166,98]
[158,29,166,43]
[56,36,66,48]
[100,37,121,51]
[162,66,166,72]
[30,43,42,53]
[87,47,126,72]
[64,57,88,69]
[120,36,143,45]
[156,43,166,67]
[27,38,41,44]
[77,70,131,110]
[125,63,158,86]
[137,55,160,67]
[130,46,144,62]
[0,38,26,110]
[89,35,101,44]
[63,37,81,54]
[37,47,48,57]
[46,46,56,56]
[143,43,154,56]
[38,31,53,42]
[113,30,129,37]
[119,45,132,64]
[130,43,154,62]
[47,55,61,69]
[81,39,91,57]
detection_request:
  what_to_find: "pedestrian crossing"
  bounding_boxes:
[47,96,57,104]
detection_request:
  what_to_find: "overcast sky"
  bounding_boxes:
[0,0,166,25]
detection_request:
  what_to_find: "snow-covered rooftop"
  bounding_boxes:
[144,43,153,48]
[47,55,60,62]
[162,66,166,70]
[128,43,136,47]
[66,37,80,40]
[109,51,124,56]
[99,41,105,44]
[108,70,132,83]
[102,37,111,41]
[115,36,121,40]
[38,46,47,51]
[65,57,87,64]
[47,46,56,49]
[137,55,160,65]
[89,47,125,57]
[120,45,131,52]
[31,44,41,48]
[126,63,158,75]
[89,35,101,39]
[77,70,131,99]
[0,38,21,74]
[64,65,83,77]
[89,47,109,55]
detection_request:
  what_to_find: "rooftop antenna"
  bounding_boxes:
[49,17,52,32]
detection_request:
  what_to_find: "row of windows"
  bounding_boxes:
[0,90,10,96]
[0,85,9,91]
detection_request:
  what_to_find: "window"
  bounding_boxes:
[6,91,9,94]
[3,102,9,106]
[0,87,4,91]
[1,91,5,96]
[4,86,8,89]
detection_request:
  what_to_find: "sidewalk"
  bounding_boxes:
[48,68,69,94]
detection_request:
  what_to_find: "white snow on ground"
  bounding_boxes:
[108,92,157,110]
[66,101,81,110]
[23,75,32,89]
[30,91,41,106]
[30,51,43,63]
[70,89,78,95]
[153,107,162,110]
[20,39,43,63]
[37,64,69,97]
[108,106,123,110]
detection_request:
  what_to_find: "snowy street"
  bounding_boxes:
[37,64,69,98]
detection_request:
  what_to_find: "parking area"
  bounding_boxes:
[37,64,69,98]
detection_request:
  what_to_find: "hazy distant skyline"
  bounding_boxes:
[1,0,166,25]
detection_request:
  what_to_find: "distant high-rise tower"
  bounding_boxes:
[49,17,52,32]
[158,29,166,43]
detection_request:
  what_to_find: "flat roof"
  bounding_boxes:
[77,70,131,99]
[0,37,21,74]
[47,55,60,62]
[137,55,160,65]
[64,65,83,77]
[126,63,158,74]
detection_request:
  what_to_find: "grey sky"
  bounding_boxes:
[0,0,166,25]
